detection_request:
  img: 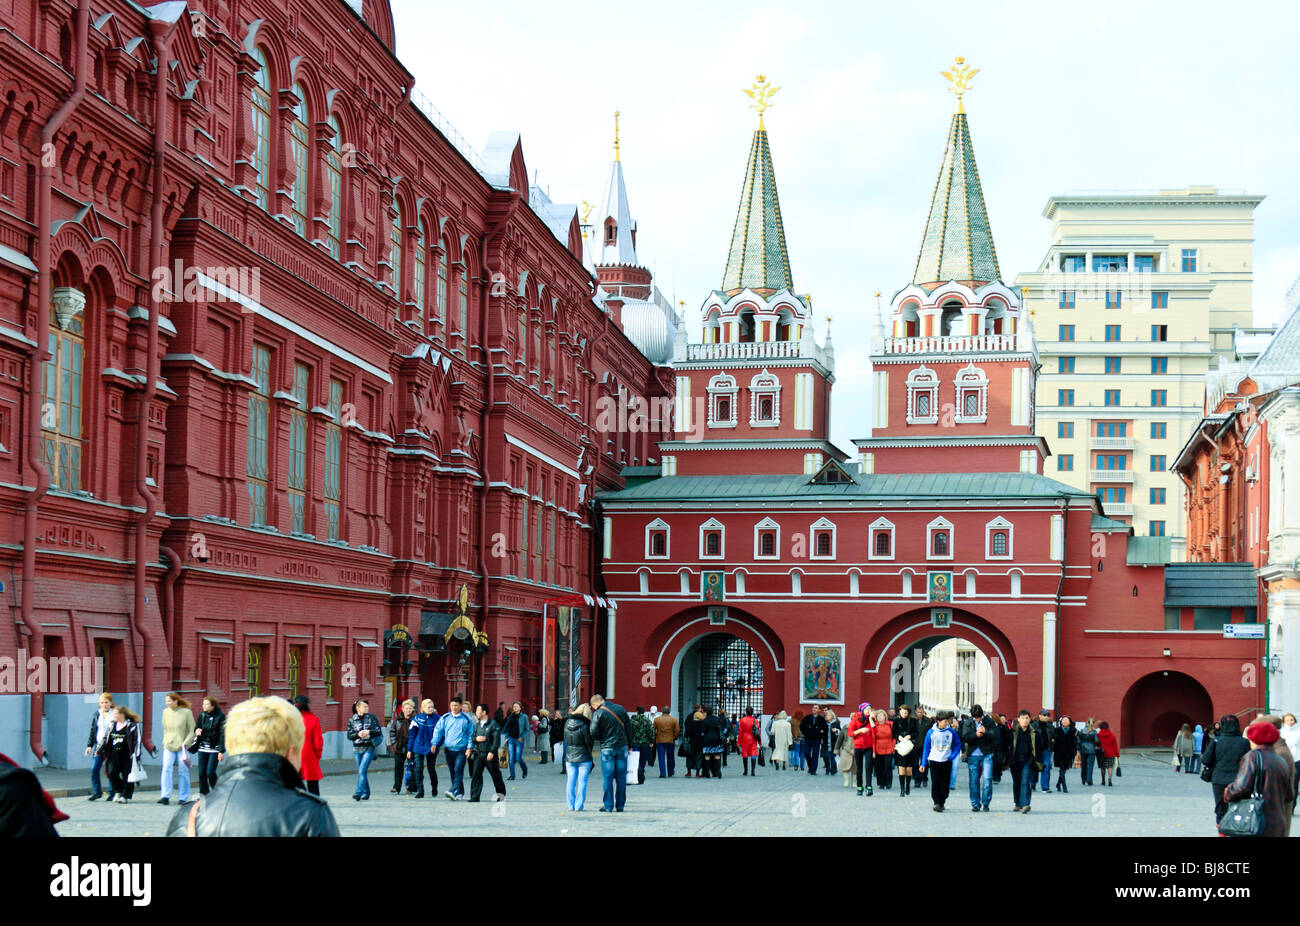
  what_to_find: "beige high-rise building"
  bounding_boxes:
[1015,187,1264,550]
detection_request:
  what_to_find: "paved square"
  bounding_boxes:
[50,750,1291,837]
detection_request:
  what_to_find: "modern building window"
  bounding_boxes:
[1150,421,1167,439]
[1134,256,1155,272]
[1058,356,1075,374]
[1058,421,1074,439]
[1149,520,1167,537]
[1105,357,1122,374]
[1058,389,1074,406]
[1059,291,1075,309]
[1095,454,1127,470]
[1097,487,1127,504]
[247,343,271,526]
[1059,325,1075,342]
[1151,356,1168,374]
[1093,255,1127,272]
[1150,487,1166,504]
[1181,249,1197,272]
[1105,325,1121,342]
[1151,390,1167,407]
[324,378,344,541]
[41,310,85,491]
[1151,291,1168,309]
[1151,324,1168,341]
[1105,291,1122,309]
[1063,255,1086,272]
[288,362,310,534]
[249,47,272,208]
[1096,421,1127,437]
[1103,389,1119,406]
[1057,454,1073,472]
[1150,455,1166,471]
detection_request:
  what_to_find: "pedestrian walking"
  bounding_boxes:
[84,693,116,802]
[166,696,339,837]
[654,707,680,778]
[770,710,792,770]
[847,703,874,795]
[872,710,896,790]
[346,698,383,801]
[1190,723,1206,774]
[1096,721,1120,787]
[1257,714,1295,818]
[1077,718,1099,786]
[468,703,507,802]
[1173,723,1195,773]
[823,709,841,775]
[1053,714,1077,793]
[388,698,416,793]
[892,704,919,797]
[835,724,856,787]
[294,695,324,795]
[102,705,142,804]
[589,694,631,811]
[800,706,829,776]
[431,696,475,800]
[738,708,762,776]
[919,710,959,812]
[549,708,567,771]
[631,706,655,783]
[503,701,530,781]
[1033,709,1056,793]
[564,703,595,810]
[1008,710,1043,813]
[960,704,997,811]
[193,696,225,796]
[685,706,705,778]
[1201,714,1250,825]
[700,706,725,779]
[407,699,441,798]
[157,692,195,806]
[914,707,933,787]
[1221,721,1294,837]
[1282,713,1300,803]
[536,710,550,764]
[790,709,805,771]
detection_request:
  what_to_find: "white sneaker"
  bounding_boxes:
[493,794,504,802]
[114,795,125,803]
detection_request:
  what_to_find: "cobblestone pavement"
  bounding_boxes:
[49,751,1294,837]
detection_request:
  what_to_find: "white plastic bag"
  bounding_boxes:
[625,748,638,785]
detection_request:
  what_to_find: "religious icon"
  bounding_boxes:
[799,644,844,704]
[928,571,952,604]
[702,570,725,602]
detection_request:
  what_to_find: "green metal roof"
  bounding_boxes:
[1091,513,1132,533]
[598,471,1094,504]
[721,129,794,295]
[1126,535,1172,565]
[913,110,1001,286]
[1164,563,1258,608]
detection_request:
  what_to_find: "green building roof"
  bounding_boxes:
[721,128,794,296]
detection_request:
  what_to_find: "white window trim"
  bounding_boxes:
[984,516,1014,560]
[906,365,940,425]
[707,372,739,429]
[749,369,782,428]
[803,452,824,475]
[810,517,837,560]
[849,569,861,597]
[963,569,977,597]
[953,363,989,424]
[926,515,954,561]
[699,517,725,560]
[638,568,650,594]
[754,516,781,560]
[645,517,670,560]
[901,569,915,597]
[791,569,803,596]
[734,569,747,596]
[868,516,895,561]
[661,455,678,477]
[1009,569,1023,598]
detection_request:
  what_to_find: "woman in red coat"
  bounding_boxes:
[737,708,762,776]
[1096,721,1120,788]
[294,695,325,795]
[871,710,896,790]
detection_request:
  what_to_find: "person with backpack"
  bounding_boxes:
[630,706,656,783]
[503,701,530,781]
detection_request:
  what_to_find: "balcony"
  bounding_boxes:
[883,333,1020,354]
[1101,502,1134,516]
[683,339,830,366]
[1090,436,1135,450]
[1089,469,1134,483]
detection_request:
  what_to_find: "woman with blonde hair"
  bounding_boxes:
[563,702,594,810]
[872,709,896,790]
[85,692,116,801]
[770,710,792,770]
[158,692,195,806]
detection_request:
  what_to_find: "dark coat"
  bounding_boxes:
[1008,725,1044,770]
[470,717,500,756]
[563,715,594,765]
[1053,725,1078,768]
[1222,747,1294,837]
[800,713,829,743]
[590,702,631,751]
[959,715,997,758]
[195,709,225,753]
[345,712,383,751]
[166,753,339,837]
[549,715,567,746]
[701,714,724,749]
[1203,734,1251,786]
[0,758,60,836]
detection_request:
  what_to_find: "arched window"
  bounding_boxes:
[42,291,86,491]
[518,308,528,364]
[991,531,1008,556]
[933,531,948,556]
[816,532,831,556]
[459,264,469,342]
[250,47,272,208]
[964,391,979,418]
[288,82,309,236]
[705,532,720,556]
[916,393,931,417]
[412,219,427,324]
[717,397,730,421]
[650,532,666,557]
[436,239,449,333]
[325,115,343,258]
[759,532,775,557]
[389,199,403,306]
[874,532,891,556]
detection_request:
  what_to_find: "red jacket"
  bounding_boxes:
[738,716,762,757]
[299,711,324,781]
[872,719,895,755]
[847,712,873,749]
[1097,728,1120,758]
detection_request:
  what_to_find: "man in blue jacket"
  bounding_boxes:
[432,696,475,800]
[406,698,440,798]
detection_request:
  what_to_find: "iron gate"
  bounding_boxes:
[680,633,764,719]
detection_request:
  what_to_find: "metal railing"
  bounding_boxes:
[409,87,487,176]
[882,333,1019,354]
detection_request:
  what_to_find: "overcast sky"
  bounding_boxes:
[390,0,1300,450]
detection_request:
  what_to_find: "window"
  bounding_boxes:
[249,47,272,208]
[1134,256,1155,272]
[1151,390,1167,407]
[519,471,530,576]
[288,83,309,236]
[1059,291,1075,309]
[815,532,832,557]
[247,343,271,526]
[389,200,404,303]
[869,517,894,559]
[1105,357,1122,374]
[1058,421,1074,439]
[1151,325,1168,341]
[1058,389,1074,406]
[1105,291,1122,309]
[1105,325,1121,342]
[759,396,773,420]
[1151,291,1168,309]
[1150,487,1166,504]
[412,219,426,322]
[1149,520,1166,537]
[287,645,303,701]
[906,366,939,424]
[991,532,1007,556]
[1057,454,1073,472]
[932,532,949,556]
[1150,455,1166,471]
[436,240,449,335]
[759,531,775,557]
[325,115,343,258]
[458,267,469,344]
[247,644,266,698]
[288,362,310,534]
[650,531,667,557]
[1181,249,1197,272]
[1104,389,1120,406]
[986,517,1013,559]
[717,397,730,421]
[1165,608,1181,630]
[704,532,721,556]
[323,647,338,701]
[1097,487,1127,503]
[41,307,85,491]
[1063,255,1086,272]
[1096,421,1127,437]
[963,392,978,417]
[1093,255,1127,272]
[1151,356,1168,374]
[1059,325,1075,342]
[874,532,891,556]
[1096,454,1127,470]
[1150,421,1166,439]
[325,378,344,541]
[1058,356,1075,374]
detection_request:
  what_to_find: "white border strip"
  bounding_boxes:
[504,433,579,479]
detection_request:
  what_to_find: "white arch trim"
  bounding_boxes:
[655,616,786,673]
[862,619,1017,676]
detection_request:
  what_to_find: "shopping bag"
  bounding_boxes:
[625,749,638,785]
[128,755,148,783]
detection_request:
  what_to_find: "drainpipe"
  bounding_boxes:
[21,0,91,764]
[475,192,520,700]
[1051,493,1070,713]
[132,13,179,754]
[585,312,611,692]
[158,545,182,682]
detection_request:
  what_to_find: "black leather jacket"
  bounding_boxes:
[959,716,997,758]
[346,712,384,751]
[470,718,500,756]
[800,713,828,743]
[590,702,630,751]
[166,753,340,837]
[195,709,225,752]
[564,715,594,764]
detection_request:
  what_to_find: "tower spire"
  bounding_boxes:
[613,110,620,162]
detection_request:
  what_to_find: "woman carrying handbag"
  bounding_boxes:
[1220,721,1293,837]
[102,705,142,803]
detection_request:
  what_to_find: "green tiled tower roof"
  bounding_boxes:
[912,109,1001,286]
[722,128,794,296]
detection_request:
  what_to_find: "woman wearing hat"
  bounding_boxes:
[1222,721,1294,836]
[847,703,875,796]
[295,695,325,795]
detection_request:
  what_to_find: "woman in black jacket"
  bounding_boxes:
[700,708,725,779]
[914,708,935,785]
[1053,715,1077,792]
[892,705,920,795]
[101,705,141,803]
[684,706,705,778]
[549,709,567,771]
[1201,714,1250,824]
[194,696,226,795]
[563,704,594,810]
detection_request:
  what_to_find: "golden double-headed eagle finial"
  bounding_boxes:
[941,56,979,112]
[743,74,780,129]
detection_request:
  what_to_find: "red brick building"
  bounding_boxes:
[597,79,1260,745]
[0,0,669,767]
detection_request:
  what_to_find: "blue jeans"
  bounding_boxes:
[1181,755,1194,773]
[967,752,993,808]
[1080,752,1096,785]
[1038,751,1052,791]
[353,748,375,797]
[90,753,111,799]
[1013,762,1035,808]
[791,741,804,769]
[600,748,628,811]
[566,760,593,810]
[1190,753,1202,774]
[507,737,527,778]
[445,748,468,796]
[657,743,676,777]
[160,748,191,801]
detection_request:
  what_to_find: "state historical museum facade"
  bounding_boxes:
[0,0,669,766]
